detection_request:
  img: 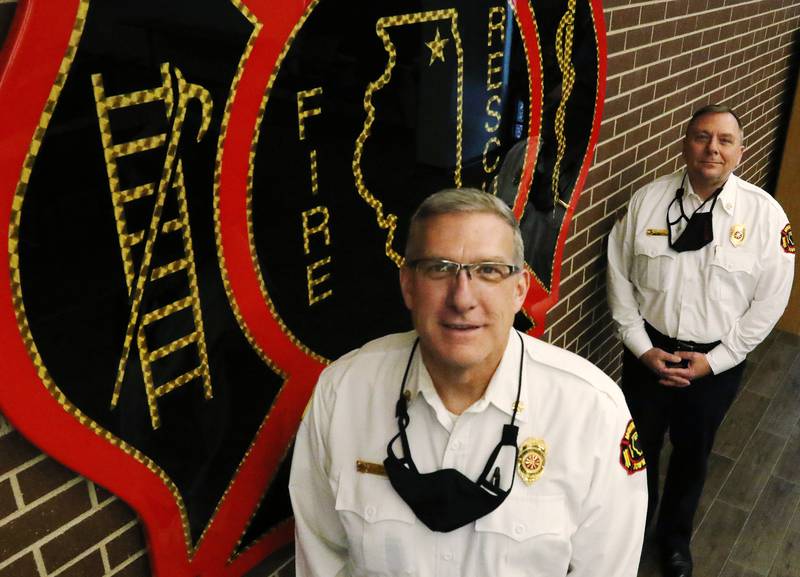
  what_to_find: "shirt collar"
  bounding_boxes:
[683,171,737,215]
[406,329,529,424]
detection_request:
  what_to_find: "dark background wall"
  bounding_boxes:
[0,1,798,576]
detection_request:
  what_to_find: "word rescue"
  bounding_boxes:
[482,5,506,190]
[297,87,334,306]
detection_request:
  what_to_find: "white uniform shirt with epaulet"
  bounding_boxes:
[607,171,794,374]
[289,330,647,577]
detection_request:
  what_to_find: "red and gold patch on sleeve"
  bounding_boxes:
[781,223,795,254]
[619,419,646,475]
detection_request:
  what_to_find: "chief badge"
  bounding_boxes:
[619,419,646,475]
[781,223,795,254]
[730,224,745,247]
[517,437,547,486]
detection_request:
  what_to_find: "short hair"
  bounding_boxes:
[404,188,525,267]
[685,104,744,140]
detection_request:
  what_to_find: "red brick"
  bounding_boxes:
[17,457,78,505]
[636,137,658,163]
[660,38,683,59]
[40,498,136,572]
[624,124,649,148]
[56,550,105,577]
[682,32,702,52]
[0,478,16,519]
[0,552,39,577]
[631,85,656,109]
[610,6,640,29]
[603,94,630,120]
[111,555,150,577]
[625,26,652,50]
[641,98,666,123]
[666,0,690,18]
[606,31,626,54]
[0,432,41,476]
[641,3,667,24]
[615,109,643,134]
[646,61,671,85]
[607,52,635,76]
[620,69,647,94]
[0,482,92,559]
[634,45,660,69]
[610,149,636,177]
[595,134,625,163]
[575,202,605,233]
[690,47,711,68]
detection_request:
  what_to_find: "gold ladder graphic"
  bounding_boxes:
[92,63,214,429]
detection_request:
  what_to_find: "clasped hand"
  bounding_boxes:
[639,347,712,387]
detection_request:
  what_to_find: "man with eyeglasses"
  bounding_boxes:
[290,188,647,577]
[607,104,794,577]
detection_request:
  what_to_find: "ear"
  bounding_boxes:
[399,266,414,310]
[734,144,745,168]
[513,268,530,311]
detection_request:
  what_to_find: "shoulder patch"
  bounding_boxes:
[619,419,646,475]
[781,223,795,254]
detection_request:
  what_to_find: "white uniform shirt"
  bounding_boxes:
[607,172,794,374]
[289,330,647,577]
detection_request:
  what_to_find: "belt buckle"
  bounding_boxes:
[675,340,695,352]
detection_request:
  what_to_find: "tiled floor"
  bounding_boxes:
[638,329,800,577]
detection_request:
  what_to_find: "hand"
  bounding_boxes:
[638,348,711,387]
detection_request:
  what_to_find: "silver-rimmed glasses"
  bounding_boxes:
[406,258,520,283]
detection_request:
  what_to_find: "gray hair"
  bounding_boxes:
[686,104,744,141]
[404,188,525,267]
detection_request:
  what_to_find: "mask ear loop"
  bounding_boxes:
[667,173,689,247]
[668,173,724,249]
[386,338,420,472]
[477,331,525,495]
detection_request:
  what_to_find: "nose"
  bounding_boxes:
[706,135,720,154]
[447,269,478,312]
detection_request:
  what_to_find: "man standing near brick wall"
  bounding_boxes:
[607,104,795,577]
[291,188,648,577]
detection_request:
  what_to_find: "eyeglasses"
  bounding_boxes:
[406,258,520,283]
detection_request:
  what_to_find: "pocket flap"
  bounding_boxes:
[475,495,566,542]
[335,470,416,525]
[712,249,754,274]
[634,238,673,259]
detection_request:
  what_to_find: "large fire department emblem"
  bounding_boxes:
[0,0,606,575]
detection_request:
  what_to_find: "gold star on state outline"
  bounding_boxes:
[426,28,449,65]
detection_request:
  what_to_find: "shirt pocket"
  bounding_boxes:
[709,248,757,302]
[633,238,675,291]
[474,495,571,576]
[335,470,417,576]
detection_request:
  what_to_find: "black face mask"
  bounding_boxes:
[383,333,524,533]
[667,175,723,253]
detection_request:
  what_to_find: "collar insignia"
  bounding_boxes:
[517,437,546,486]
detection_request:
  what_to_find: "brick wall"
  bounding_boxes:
[1,1,799,576]
[544,0,800,384]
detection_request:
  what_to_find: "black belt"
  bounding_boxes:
[644,322,720,354]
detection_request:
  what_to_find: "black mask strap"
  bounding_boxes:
[388,332,524,481]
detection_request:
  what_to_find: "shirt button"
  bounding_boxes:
[514,523,526,535]
[364,506,376,520]
[451,440,462,450]
[443,551,454,561]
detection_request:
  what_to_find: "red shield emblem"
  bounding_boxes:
[0,0,606,575]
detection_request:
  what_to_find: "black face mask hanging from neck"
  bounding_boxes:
[383,333,524,533]
[667,174,724,253]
